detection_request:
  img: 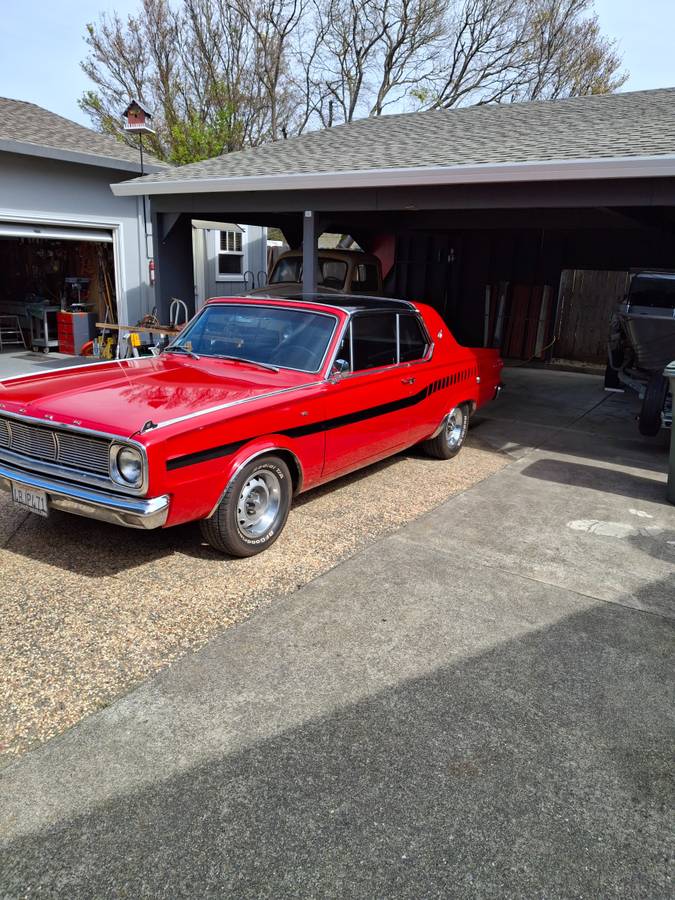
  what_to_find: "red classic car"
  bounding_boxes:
[0,295,503,556]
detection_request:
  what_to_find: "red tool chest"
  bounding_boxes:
[57,312,97,355]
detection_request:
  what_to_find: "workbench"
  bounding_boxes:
[95,323,181,335]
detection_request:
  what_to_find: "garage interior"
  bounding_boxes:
[0,224,117,356]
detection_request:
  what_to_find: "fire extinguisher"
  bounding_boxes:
[149,258,155,287]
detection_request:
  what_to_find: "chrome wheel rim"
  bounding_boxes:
[445,406,465,449]
[236,469,281,538]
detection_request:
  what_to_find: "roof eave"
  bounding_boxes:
[110,155,675,197]
[0,138,165,174]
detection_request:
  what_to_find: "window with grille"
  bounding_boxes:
[216,227,245,279]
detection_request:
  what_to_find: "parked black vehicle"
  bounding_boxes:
[605,270,675,436]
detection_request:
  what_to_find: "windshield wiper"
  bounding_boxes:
[208,354,280,373]
[164,345,200,360]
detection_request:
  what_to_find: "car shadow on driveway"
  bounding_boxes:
[0,453,419,578]
[1,597,672,898]
[0,507,210,578]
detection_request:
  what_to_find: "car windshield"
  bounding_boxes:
[170,304,337,373]
[269,256,348,289]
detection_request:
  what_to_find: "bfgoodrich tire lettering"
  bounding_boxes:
[422,403,469,459]
[200,455,292,557]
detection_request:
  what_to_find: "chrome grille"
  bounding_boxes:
[8,421,57,461]
[0,416,111,476]
[56,432,110,474]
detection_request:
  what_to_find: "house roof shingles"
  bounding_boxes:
[0,97,164,171]
[117,87,675,192]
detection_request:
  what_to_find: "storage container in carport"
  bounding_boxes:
[57,312,97,355]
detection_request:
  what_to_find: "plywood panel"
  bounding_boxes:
[555,269,631,363]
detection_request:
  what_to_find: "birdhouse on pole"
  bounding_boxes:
[122,100,156,179]
[122,100,155,135]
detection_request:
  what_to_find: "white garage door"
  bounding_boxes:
[0,223,112,242]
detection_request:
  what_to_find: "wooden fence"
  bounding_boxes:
[553,269,631,364]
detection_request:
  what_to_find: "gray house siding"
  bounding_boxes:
[193,224,268,308]
[0,151,152,324]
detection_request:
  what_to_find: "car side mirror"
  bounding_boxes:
[330,358,350,381]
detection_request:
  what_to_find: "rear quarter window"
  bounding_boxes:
[399,315,429,362]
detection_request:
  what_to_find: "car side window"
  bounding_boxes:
[399,315,429,362]
[334,330,352,370]
[351,313,397,371]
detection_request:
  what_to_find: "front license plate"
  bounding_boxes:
[11,483,49,517]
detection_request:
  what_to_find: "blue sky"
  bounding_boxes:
[0,0,672,126]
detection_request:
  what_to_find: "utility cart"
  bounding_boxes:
[27,301,60,353]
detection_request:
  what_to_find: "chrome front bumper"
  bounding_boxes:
[0,461,169,530]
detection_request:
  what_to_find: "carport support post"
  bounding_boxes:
[302,210,317,293]
[665,361,675,504]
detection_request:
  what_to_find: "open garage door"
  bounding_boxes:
[0,224,113,243]
[0,223,117,356]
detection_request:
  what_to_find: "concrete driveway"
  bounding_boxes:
[1,368,673,897]
[0,348,95,378]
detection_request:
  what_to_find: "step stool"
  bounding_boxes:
[0,316,27,351]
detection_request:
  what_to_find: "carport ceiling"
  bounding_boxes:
[157,206,675,238]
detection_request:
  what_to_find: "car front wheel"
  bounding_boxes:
[200,455,292,557]
[423,403,469,459]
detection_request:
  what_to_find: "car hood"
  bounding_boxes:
[0,355,314,438]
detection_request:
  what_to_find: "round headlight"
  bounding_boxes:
[115,446,143,485]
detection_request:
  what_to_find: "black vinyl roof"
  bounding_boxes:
[244,292,416,312]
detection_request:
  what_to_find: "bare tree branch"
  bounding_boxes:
[79,0,627,162]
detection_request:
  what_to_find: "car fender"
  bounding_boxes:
[205,435,305,518]
[427,394,478,439]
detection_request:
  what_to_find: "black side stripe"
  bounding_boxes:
[167,439,249,469]
[166,376,464,471]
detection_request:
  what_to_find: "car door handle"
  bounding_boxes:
[401,376,416,384]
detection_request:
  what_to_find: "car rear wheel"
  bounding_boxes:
[200,455,292,557]
[423,403,469,459]
[638,374,668,437]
